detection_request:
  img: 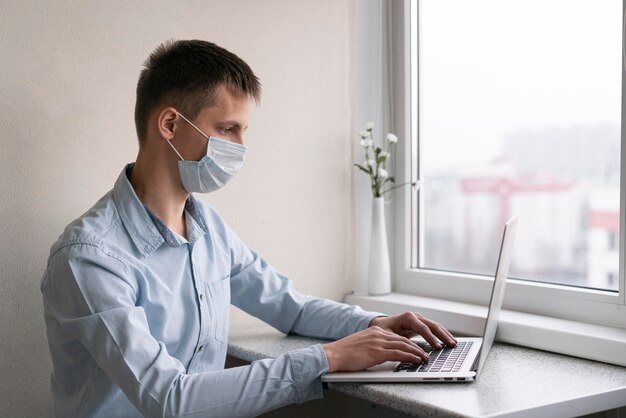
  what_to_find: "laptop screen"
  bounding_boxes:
[475,215,518,376]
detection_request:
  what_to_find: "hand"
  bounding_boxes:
[369,311,457,350]
[322,326,429,373]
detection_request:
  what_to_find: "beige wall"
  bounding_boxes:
[0,1,356,415]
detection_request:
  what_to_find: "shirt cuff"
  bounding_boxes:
[286,344,329,404]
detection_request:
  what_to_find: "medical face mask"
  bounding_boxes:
[166,112,247,194]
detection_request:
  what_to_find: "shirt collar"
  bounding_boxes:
[112,164,208,257]
[143,196,208,247]
[184,197,209,241]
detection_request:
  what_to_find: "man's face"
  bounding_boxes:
[175,84,250,161]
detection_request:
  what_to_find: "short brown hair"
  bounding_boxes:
[134,39,261,141]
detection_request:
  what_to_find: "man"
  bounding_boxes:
[41,39,456,417]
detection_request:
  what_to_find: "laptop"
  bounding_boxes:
[322,215,518,383]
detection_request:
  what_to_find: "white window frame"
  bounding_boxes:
[348,0,626,367]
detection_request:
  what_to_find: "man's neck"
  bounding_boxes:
[129,151,189,238]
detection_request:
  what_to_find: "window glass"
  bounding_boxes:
[417,0,622,291]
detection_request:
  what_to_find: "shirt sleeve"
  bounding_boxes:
[224,225,386,340]
[42,243,328,418]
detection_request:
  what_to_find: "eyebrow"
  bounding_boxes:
[217,120,248,130]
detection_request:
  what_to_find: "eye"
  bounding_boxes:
[218,127,232,135]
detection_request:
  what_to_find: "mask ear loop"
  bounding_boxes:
[165,139,186,161]
[165,111,208,161]
[178,112,210,141]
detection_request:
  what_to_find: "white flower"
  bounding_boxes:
[386,133,398,143]
[379,151,390,159]
[360,138,373,147]
[366,159,375,167]
[359,130,370,139]
[378,168,388,178]
[365,121,375,131]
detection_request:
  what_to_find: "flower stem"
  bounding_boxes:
[380,181,416,195]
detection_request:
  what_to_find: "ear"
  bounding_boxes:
[157,107,180,141]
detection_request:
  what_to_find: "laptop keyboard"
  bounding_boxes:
[394,341,473,373]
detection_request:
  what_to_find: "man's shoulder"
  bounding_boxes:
[49,190,121,258]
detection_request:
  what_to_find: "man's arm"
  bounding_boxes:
[214,211,383,340]
[230,253,457,373]
[229,251,383,340]
[223,221,457,374]
[42,244,328,417]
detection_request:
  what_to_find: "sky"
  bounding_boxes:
[418,0,622,171]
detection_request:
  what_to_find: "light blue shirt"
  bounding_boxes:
[41,164,381,418]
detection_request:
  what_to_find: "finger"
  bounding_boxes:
[406,316,442,349]
[378,328,425,348]
[412,312,456,347]
[381,338,429,362]
[374,329,430,362]
[387,349,424,365]
[392,312,437,345]
[420,317,457,347]
[442,328,457,346]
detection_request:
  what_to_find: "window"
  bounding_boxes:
[349,0,625,368]
[395,0,626,328]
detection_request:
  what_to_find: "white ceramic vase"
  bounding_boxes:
[367,197,391,295]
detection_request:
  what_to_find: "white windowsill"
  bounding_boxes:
[344,292,626,368]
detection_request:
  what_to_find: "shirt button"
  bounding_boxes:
[199,294,204,301]
[198,345,203,352]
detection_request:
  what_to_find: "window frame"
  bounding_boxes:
[388,0,626,330]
